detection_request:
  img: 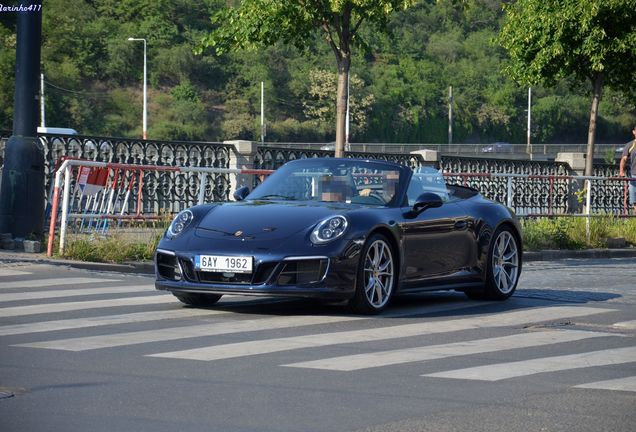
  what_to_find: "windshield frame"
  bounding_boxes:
[246,158,412,207]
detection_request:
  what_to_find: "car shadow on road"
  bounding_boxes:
[183,287,621,319]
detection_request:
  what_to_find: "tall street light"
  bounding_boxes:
[127,37,147,140]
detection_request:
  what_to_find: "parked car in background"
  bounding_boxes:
[481,142,513,154]
[37,127,78,135]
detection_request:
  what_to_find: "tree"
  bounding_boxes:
[498,0,636,175]
[199,0,415,156]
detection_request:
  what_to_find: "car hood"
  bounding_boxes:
[194,200,353,242]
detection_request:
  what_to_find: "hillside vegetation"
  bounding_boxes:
[0,0,634,144]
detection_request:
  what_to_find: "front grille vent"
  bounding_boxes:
[277,259,328,286]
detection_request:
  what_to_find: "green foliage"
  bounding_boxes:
[498,0,636,89]
[521,216,636,251]
[0,0,634,144]
[63,230,164,263]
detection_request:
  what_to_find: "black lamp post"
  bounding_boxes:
[0,1,44,238]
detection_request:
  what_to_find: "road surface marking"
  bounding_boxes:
[0,269,31,277]
[0,285,154,302]
[613,320,636,330]
[8,299,488,350]
[0,308,225,336]
[0,294,174,317]
[148,306,614,361]
[283,329,620,371]
[15,315,365,351]
[574,376,636,392]
[423,346,636,381]
[0,277,121,290]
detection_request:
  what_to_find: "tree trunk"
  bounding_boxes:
[584,73,604,177]
[335,56,350,158]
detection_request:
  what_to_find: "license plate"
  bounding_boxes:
[195,255,253,274]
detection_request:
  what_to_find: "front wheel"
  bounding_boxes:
[348,234,396,314]
[173,292,222,307]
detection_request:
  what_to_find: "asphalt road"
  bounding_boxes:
[0,258,635,432]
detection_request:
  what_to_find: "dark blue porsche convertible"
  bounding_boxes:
[155,158,522,314]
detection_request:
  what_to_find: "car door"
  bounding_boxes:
[399,200,476,283]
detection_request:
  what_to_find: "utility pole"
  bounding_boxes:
[260,81,265,144]
[345,74,350,151]
[127,38,147,140]
[448,86,453,146]
[527,87,533,160]
[40,73,45,128]
[0,1,45,238]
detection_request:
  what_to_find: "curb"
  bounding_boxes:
[0,251,155,275]
[524,248,636,262]
[2,248,636,274]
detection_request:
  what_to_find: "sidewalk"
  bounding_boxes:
[1,247,636,276]
[0,249,155,275]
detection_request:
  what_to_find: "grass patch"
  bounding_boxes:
[522,216,636,251]
[61,229,164,263]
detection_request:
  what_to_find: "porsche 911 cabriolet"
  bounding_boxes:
[155,158,522,314]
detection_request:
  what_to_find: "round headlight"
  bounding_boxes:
[311,215,348,244]
[167,210,194,238]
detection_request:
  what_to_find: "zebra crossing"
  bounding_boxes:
[1,264,635,393]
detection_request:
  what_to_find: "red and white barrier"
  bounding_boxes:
[47,159,273,256]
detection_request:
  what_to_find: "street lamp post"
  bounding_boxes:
[127,37,147,140]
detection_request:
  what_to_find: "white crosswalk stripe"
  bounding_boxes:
[0,308,225,336]
[283,329,622,371]
[574,376,636,393]
[8,299,487,350]
[0,285,154,302]
[423,346,636,381]
[147,306,614,361]
[0,268,31,277]
[14,315,364,351]
[0,294,174,317]
[613,320,636,330]
[0,277,121,289]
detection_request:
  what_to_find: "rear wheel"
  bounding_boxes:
[173,292,222,307]
[466,226,520,300]
[349,234,396,314]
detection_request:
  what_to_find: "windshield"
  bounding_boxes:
[248,159,405,206]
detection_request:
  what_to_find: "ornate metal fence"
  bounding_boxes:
[591,164,624,214]
[38,134,234,213]
[1,134,629,217]
[440,156,576,215]
[253,146,425,170]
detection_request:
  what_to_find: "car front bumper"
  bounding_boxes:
[154,241,363,300]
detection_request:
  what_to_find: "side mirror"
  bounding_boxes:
[233,186,250,201]
[412,192,443,213]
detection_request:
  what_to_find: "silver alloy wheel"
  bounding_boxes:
[491,230,519,294]
[363,239,395,308]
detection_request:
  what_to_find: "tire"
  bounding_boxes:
[173,292,222,307]
[481,226,521,300]
[348,234,396,314]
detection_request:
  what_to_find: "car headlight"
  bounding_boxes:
[167,210,194,238]
[310,215,348,244]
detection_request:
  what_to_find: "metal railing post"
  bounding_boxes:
[506,177,513,209]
